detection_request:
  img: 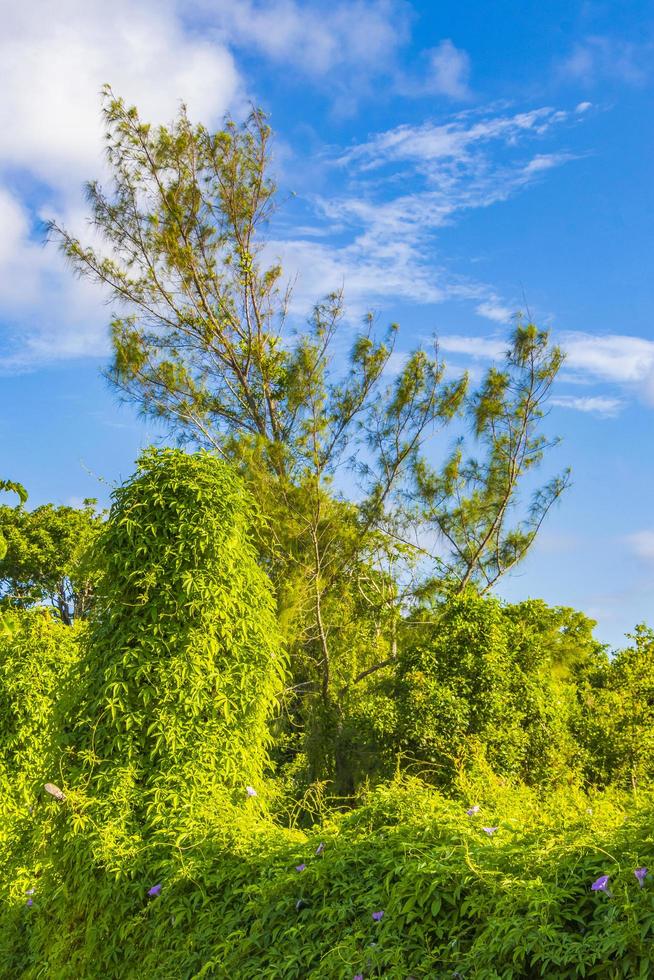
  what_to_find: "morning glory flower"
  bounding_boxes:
[315,842,325,855]
[635,867,648,887]
[26,898,33,908]
[296,864,306,873]
[147,884,162,897]
[246,786,257,797]
[372,910,384,921]
[482,826,498,835]
[466,806,480,816]
[591,875,611,895]
[354,975,363,980]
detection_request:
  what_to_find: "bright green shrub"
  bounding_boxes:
[4,451,654,978]
[0,610,83,865]
[4,777,654,978]
[0,448,286,974]
[0,609,83,790]
[64,447,285,802]
[0,609,84,972]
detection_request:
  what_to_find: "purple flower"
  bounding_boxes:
[25,888,35,895]
[466,806,480,816]
[372,910,384,922]
[147,883,162,897]
[26,898,33,907]
[246,785,257,797]
[482,826,498,835]
[591,875,611,894]
[354,975,363,979]
[296,864,306,873]
[635,867,648,887]
[315,841,325,856]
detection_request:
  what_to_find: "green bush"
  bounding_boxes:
[0,448,286,974]
[575,625,654,790]
[347,593,604,790]
[3,777,654,978]
[3,452,654,979]
[0,609,83,881]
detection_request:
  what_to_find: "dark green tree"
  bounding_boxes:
[0,500,102,624]
[0,480,27,561]
[575,624,654,790]
[344,593,602,791]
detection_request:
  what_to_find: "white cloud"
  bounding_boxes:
[437,334,508,359]
[423,40,471,99]
[0,190,109,370]
[550,395,624,417]
[522,152,577,176]
[270,104,578,324]
[0,3,587,373]
[268,236,446,319]
[625,531,654,562]
[414,330,654,414]
[561,332,654,395]
[199,0,410,82]
[340,106,569,169]
[0,0,241,194]
[475,300,514,324]
[0,0,243,371]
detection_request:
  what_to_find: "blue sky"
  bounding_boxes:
[1,0,653,647]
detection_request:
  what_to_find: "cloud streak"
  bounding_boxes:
[550,395,624,417]
[270,103,583,323]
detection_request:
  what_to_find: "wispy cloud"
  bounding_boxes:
[272,103,584,323]
[474,300,515,324]
[0,3,589,372]
[625,530,654,562]
[423,40,471,99]
[558,35,652,87]
[561,332,654,400]
[197,0,410,85]
[550,395,624,417]
[196,1,474,109]
[339,105,580,169]
[438,335,508,359]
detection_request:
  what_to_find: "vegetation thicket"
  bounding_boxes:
[1,94,653,979]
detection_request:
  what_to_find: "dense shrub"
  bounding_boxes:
[3,778,654,978]
[0,609,83,790]
[0,610,83,880]
[575,625,654,790]
[0,448,286,974]
[345,593,606,790]
[64,447,286,800]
